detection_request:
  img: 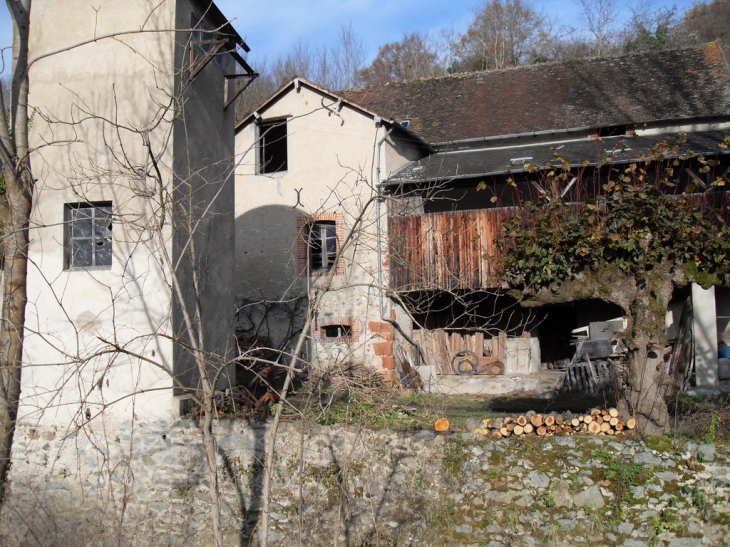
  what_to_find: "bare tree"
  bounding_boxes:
[622,2,686,53]
[452,0,548,71]
[358,32,441,86]
[679,0,730,44]
[576,0,622,57]
[0,0,32,503]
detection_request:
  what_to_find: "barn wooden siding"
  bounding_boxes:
[388,208,520,292]
[388,192,729,292]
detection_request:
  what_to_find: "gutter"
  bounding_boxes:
[430,126,592,148]
[375,127,427,368]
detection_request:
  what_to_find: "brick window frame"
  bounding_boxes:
[297,212,346,277]
[316,316,361,343]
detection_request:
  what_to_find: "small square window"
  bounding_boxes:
[65,202,113,269]
[309,221,336,271]
[259,119,287,174]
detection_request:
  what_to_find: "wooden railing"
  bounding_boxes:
[388,191,729,293]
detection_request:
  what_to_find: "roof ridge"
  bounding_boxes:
[342,43,720,94]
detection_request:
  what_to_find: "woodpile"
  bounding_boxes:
[471,408,636,438]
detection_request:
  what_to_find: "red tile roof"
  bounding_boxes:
[341,44,730,144]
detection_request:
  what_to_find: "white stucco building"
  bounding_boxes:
[21,0,254,426]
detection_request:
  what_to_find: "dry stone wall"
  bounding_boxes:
[1,420,729,546]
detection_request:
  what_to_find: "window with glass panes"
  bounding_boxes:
[309,221,336,271]
[65,203,113,269]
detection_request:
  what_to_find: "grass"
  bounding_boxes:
[280,377,730,442]
[667,393,730,442]
[284,382,616,432]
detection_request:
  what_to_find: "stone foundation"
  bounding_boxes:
[1,420,728,546]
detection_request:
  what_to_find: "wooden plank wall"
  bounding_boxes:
[389,207,520,292]
[413,330,507,375]
[388,192,728,292]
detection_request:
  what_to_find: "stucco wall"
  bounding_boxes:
[22,0,238,426]
[234,84,420,370]
[24,0,180,426]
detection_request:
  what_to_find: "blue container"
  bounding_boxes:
[719,343,730,359]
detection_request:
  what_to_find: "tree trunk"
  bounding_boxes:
[522,263,678,436]
[618,268,676,435]
[0,176,32,502]
[0,0,33,506]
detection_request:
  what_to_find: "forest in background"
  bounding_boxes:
[237,0,730,117]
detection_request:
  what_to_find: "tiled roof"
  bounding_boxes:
[341,44,730,144]
[386,130,730,184]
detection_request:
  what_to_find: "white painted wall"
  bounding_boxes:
[21,0,237,426]
[235,83,418,369]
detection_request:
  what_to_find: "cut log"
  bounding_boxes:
[544,415,555,427]
[513,425,524,436]
[571,418,581,427]
[609,417,619,427]
[626,418,636,430]
[584,415,593,424]
[492,430,503,438]
[595,416,604,425]
[600,422,611,432]
[523,423,534,434]
[500,427,510,437]
[537,426,547,436]
[435,418,450,432]
[591,409,601,416]
[517,415,528,427]
[608,407,619,418]
[531,414,544,428]
[588,422,601,434]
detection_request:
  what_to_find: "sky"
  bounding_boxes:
[0,0,702,73]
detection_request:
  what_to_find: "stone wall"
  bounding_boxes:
[1,419,728,546]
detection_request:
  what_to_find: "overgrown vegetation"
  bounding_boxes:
[497,137,730,435]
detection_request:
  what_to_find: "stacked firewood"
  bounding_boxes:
[471,408,636,438]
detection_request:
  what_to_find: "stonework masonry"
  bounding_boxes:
[1,420,729,546]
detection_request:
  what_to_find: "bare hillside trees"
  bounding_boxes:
[239,0,729,102]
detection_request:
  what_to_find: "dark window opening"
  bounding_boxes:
[593,125,633,138]
[323,324,352,338]
[65,202,113,269]
[259,120,288,173]
[309,221,336,271]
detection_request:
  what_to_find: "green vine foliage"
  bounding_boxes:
[499,180,730,292]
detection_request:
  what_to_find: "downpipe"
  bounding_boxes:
[375,126,426,368]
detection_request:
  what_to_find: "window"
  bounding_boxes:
[297,212,344,277]
[323,324,352,338]
[259,119,287,173]
[65,203,113,269]
[309,221,336,271]
[316,317,360,343]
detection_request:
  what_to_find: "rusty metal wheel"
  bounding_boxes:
[451,350,479,375]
